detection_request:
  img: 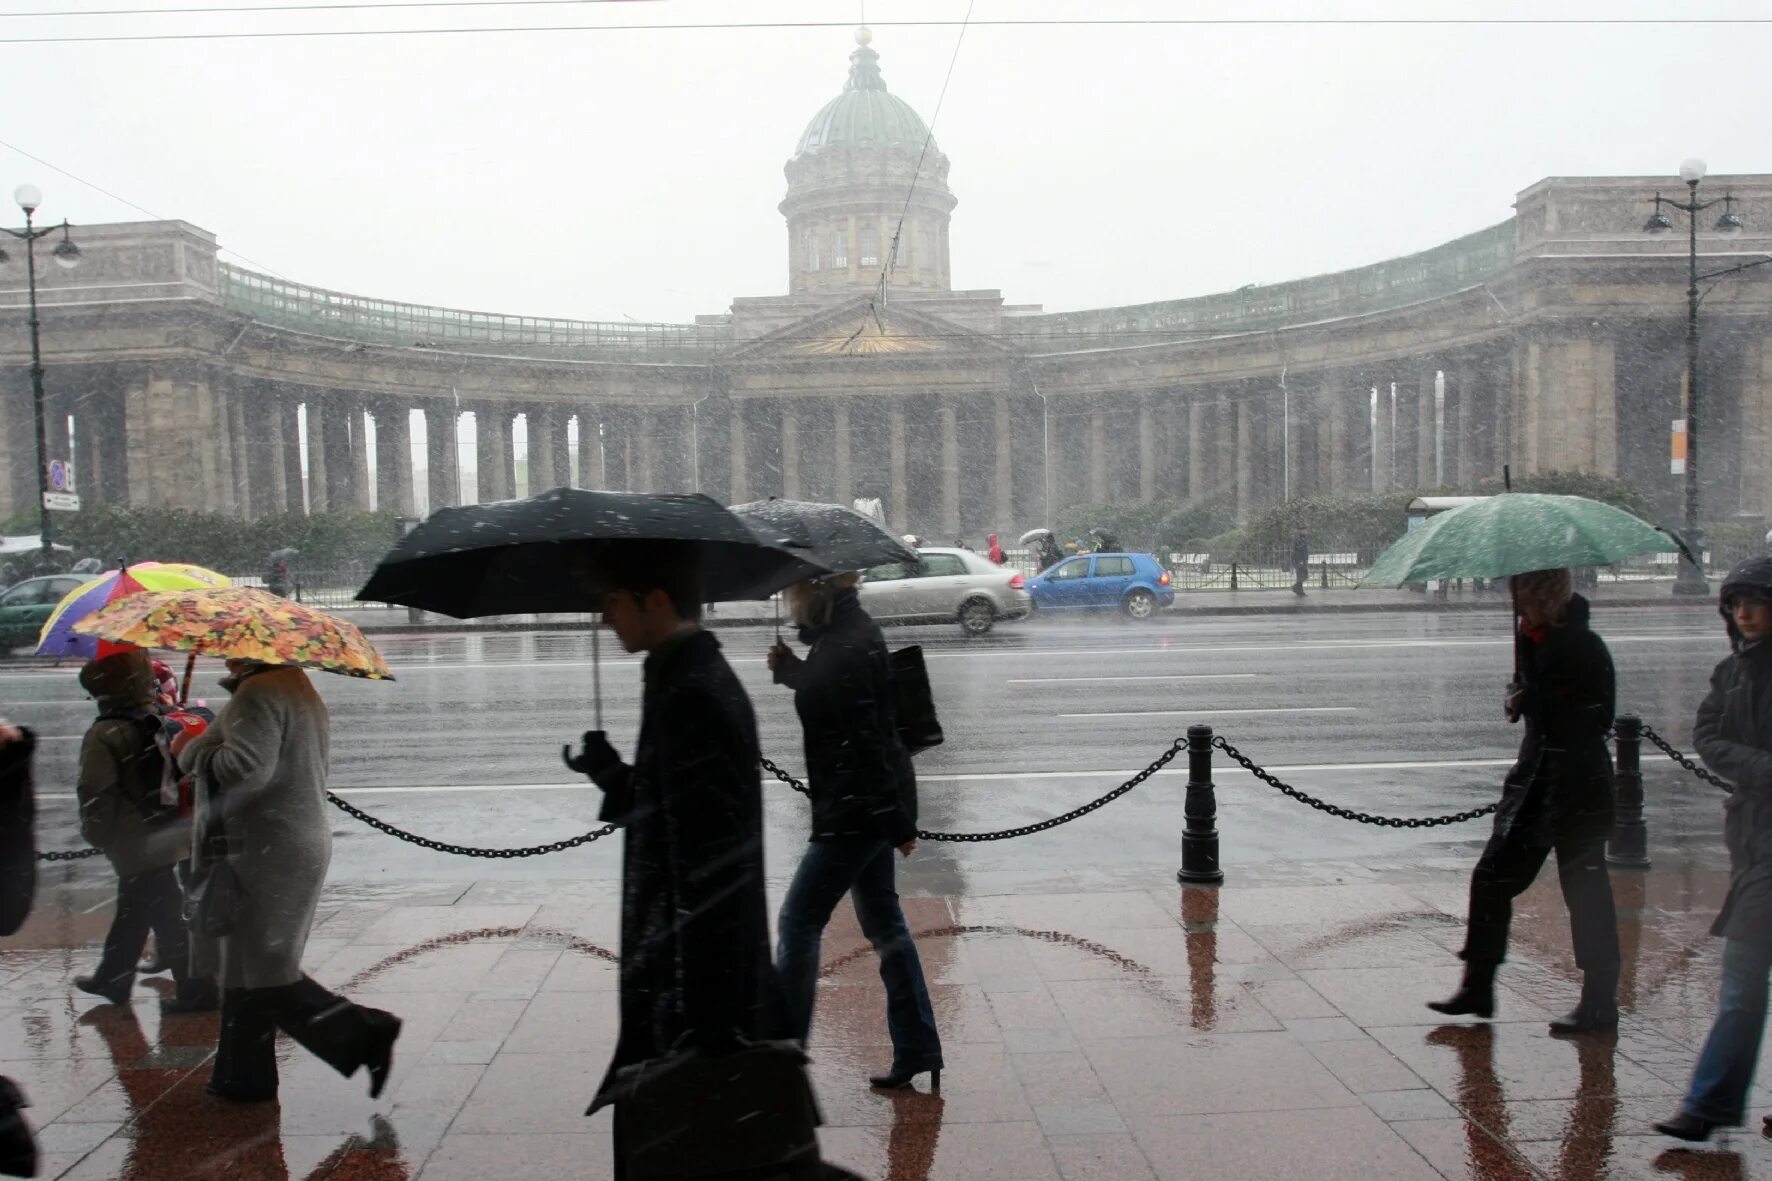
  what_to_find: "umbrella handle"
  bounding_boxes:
[180,652,196,707]
[592,616,603,732]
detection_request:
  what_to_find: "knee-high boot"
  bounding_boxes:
[208,988,279,1102]
[260,976,402,1098]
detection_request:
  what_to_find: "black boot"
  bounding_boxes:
[161,975,220,1015]
[1652,1112,1718,1142]
[74,970,133,1006]
[207,988,278,1102]
[1427,959,1497,1019]
[1548,970,1619,1036]
[262,977,403,1098]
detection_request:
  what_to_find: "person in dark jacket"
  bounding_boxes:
[0,720,39,1179]
[567,544,797,1177]
[1654,557,1772,1142]
[1429,568,1621,1034]
[72,650,217,1014]
[1291,527,1311,597]
[767,575,943,1092]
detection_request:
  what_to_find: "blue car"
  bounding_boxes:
[1025,552,1175,619]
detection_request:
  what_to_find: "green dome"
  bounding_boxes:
[795,31,936,157]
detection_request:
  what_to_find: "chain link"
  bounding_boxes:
[1638,725,1734,792]
[761,740,1187,842]
[324,792,619,858]
[1211,736,1498,828]
[35,847,105,862]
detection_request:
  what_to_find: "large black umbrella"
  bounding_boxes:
[355,487,829,618]
[729,498,918,574]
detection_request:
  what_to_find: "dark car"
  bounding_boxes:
[0,574,88,650]
[1026,552,1175,620]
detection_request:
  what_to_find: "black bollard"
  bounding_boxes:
[1178,724,1224,884]
[1607,714,1650,869]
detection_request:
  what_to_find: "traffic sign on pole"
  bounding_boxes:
[42,491,79,512]
[46,460,71,492]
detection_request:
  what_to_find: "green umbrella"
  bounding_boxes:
[1361,493,1681,588]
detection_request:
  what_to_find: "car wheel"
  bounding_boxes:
[958,598,995,636]
[1123,589,1157,620]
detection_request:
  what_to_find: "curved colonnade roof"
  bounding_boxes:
[218,218,1516,361]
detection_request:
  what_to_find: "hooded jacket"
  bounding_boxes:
[76,650,186,877]
[1694,556,1772,939]
[773,587,917,845]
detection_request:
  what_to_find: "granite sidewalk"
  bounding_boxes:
[2,848,1768,1180]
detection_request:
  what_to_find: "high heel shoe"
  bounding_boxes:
[868,1063,941,1092]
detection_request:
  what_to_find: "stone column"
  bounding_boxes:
[781,404,801,499]
[1187,396,1206,502]
[1138,398,1156,502]
[549,411,572,493]
[304,400,330,512]
[940,402,960,537]
[350,406,373,510]
[425,405,457,510]
[1743,338,1772,521]
[577,409,603,489]
[374,403,414,516]
[602,409,630,490]
[1417,370,1438,486]
[993,394,1014,526]
[527,407,560,494]
[243,384,286,515]
[1372,383,1394,492]
[1452,370,1474,486]
[728,403,748,502]
[833,401,853,505]
[1235,395,1254,521]
[474,407,508,502]
[636,410,658,493]
[1286,387,1309,500]
[1088,404,1108,503]
[889,401,908,530]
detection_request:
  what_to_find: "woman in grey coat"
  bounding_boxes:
[178,659,401,1103]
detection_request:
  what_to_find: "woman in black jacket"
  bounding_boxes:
[1654,557,1772,1142]
[768,575,943,1091]
[1429,567,1621,1034]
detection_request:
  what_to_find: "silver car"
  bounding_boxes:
[858,547,1032,636]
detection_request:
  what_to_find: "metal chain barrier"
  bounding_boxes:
[1210,735,1499,828]
[762,738,1187,842]
[1638,724,1734,792]
[35,847,105,862]
[324,792,619,858]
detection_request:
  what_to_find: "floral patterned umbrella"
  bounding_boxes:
[70,586,394,681]
[36,561,233,659]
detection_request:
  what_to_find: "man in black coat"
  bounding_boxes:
[1290,527,1311,597]
[1655,556,1772,1142]
[566,546,796,1176]
[1429,568,1621,1035]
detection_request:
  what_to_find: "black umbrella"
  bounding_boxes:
[354,487,829,618]
[729,498,919,574]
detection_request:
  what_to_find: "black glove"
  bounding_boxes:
[562,730,627,789]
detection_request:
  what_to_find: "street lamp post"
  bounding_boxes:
[1644,158,1743,596]
[0,185,82,558]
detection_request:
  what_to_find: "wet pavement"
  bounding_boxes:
[3,608,1765,1177]
[5,847,1769,1179]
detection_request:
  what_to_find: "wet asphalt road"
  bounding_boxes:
[1,606,1734,887]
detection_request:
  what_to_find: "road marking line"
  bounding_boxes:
[25,752,1691,802]
[1007,674,1262,684]
[1060,707,1361,719]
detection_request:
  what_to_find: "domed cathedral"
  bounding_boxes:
[4,28,1772,542]
[780,27,956,296]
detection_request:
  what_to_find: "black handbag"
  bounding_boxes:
[0,1076,36,1179]
[601,1039,823,1181]
[889,645,943,755]
[184,826,247,939]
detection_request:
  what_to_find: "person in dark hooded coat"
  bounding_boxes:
[1655,556,1772,1142]
[1429,567,1621,1034]
[768,575,943,1092]
[566,545,802,1178]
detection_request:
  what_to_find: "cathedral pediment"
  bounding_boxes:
[724,296,1009,363]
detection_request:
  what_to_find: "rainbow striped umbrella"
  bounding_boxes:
[36,562,232,660]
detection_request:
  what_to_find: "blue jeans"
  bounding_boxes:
[776,837,942,1070]
[1684,937,1772,1125]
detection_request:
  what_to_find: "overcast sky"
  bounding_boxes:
[3,0,1769,325]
